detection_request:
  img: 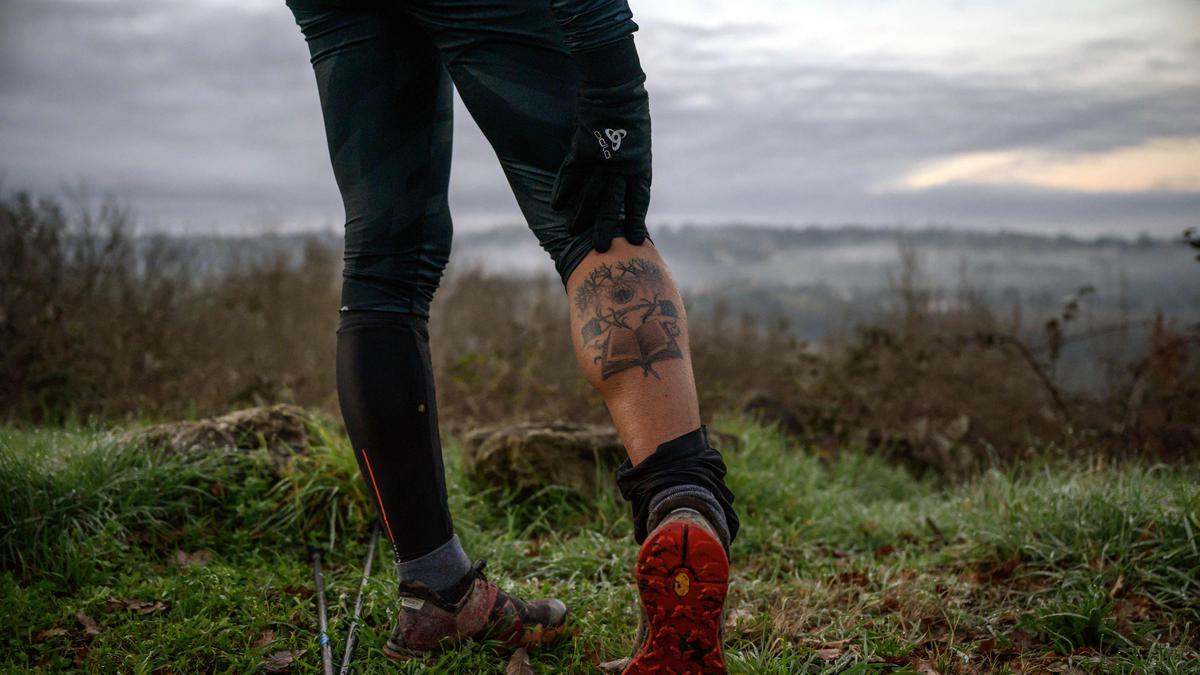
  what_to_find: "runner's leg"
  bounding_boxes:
[287,1,570,654]
[404,0,738,544]
[286,0,468,588]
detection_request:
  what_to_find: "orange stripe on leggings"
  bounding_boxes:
[360,448,396,544]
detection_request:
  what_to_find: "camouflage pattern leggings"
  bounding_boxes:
[286,0,626,317]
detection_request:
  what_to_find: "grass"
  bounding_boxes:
[1,417,1198,673]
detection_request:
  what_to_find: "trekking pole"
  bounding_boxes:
[339,523,381,675]
[309,546,335,675]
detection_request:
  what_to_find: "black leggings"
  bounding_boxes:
[286,0,625,316]
[288,0,637,560]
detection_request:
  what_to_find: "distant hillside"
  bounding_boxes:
[452,224,1198,335]
[154,224,1198,334]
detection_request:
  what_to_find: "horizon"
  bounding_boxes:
[78,214,1195,245]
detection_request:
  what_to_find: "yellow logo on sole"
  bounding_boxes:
[673,571,690,597]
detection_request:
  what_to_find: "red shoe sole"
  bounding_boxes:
[626,517,729,674]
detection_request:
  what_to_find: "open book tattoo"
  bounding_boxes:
[575,258,682,379]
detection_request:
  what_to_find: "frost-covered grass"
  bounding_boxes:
[2,417,1197,673]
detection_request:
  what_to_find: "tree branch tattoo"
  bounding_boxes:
[575,258,682,380]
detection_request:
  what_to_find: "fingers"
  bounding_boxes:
[569,172,609,239]
[592,176,627,253]
[551,165,586,212]
[624,173,651,246]
[556,169,650,253]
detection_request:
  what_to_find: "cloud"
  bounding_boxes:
[0,0,1197,235]
[639,59,1199,227]
[0,0,530,231]
[894,137,1200,193]
[635,18,1200,231]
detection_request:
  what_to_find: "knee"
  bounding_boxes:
[340,230,451,318]
[339,275,439,319]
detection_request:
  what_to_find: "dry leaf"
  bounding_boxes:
[724,607,755,633]
[283,585,314,599]
[814,648,843,660]
[506,647,534,675]
[287,611,315,632]
[107,597,168,615]
[124,599,168,615]
[911,658,941,675]
[253,629,277,649]
[75,611,101,637]
[264,649,304,673]
[830,570,869,586]
[173,549,212,567]
[34,627,68,642]
[820,639,850,649]
[597,657,631,673]
[1047,662,1087,674]
[1115,594,1154,622]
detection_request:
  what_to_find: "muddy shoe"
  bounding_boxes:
[625,507,730,674]
[384,560,569,659]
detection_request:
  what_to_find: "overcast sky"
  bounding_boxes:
[1,0,1198,237]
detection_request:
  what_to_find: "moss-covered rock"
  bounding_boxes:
[119,404,314,468]
[462,422,626,496]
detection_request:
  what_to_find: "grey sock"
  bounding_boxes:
[647,484,732,553]
[394,534,472,595]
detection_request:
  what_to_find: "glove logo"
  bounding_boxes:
[593,129,627,159]
[605,128,627,151]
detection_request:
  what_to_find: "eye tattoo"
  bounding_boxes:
[575,258,682,380]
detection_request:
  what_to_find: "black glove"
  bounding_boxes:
[551,37,651,253]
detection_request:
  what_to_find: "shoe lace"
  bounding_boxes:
[470,558,488,581]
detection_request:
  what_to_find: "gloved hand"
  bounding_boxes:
[551,37,651,253]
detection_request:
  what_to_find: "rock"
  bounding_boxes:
[462,422,625,496]
[462,422,742,496]
[119,404,314,466]
[899,414,977,481]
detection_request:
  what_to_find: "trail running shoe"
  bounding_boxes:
[383,560,568,659]
[625,507,730,674]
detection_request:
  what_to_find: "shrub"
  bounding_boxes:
[2,189,1196,477]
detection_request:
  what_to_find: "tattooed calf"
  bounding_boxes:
[575,258,682,379]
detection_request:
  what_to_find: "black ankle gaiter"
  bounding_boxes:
[614,426,740,544]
